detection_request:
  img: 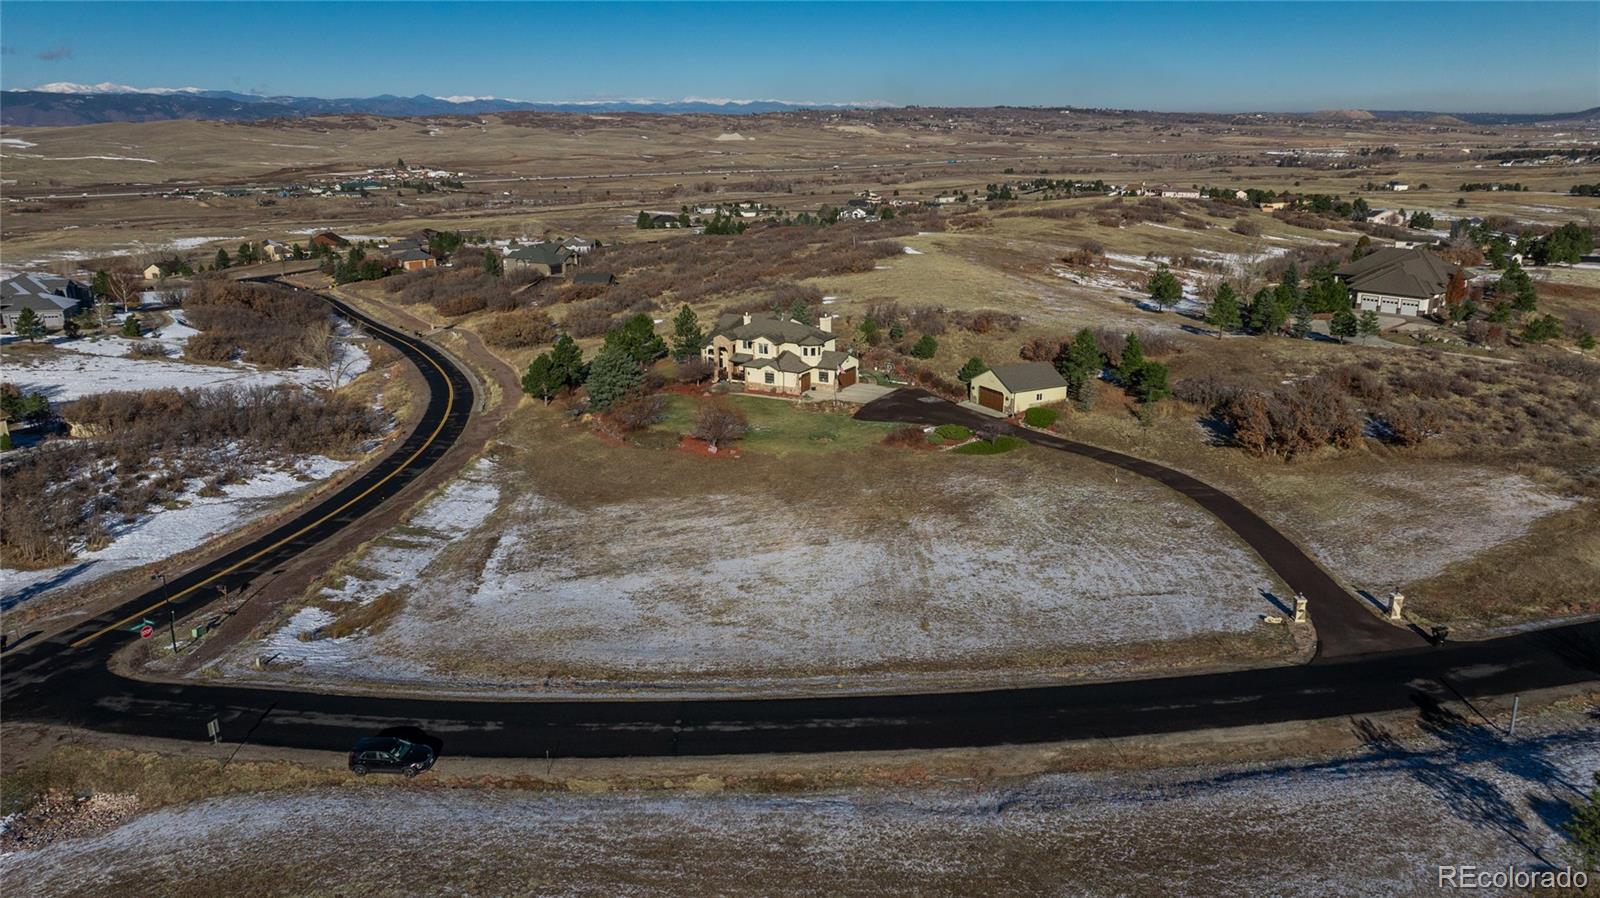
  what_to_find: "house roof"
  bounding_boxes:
[505,243,572,266]
[708,311,833,347]
[1335,247,1456,299]
[743,351,814,374]
[818,349,851,368]
[986,361,1069,394]
[393,249,433,262]
[1,274,86,310]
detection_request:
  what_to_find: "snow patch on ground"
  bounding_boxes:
[0,138,38,148]
[902,246,924,255]
[0,456,351,608]
[6,723,1593,897]
[218,464,1286,691]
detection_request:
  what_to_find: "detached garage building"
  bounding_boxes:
[967,362,1069,415]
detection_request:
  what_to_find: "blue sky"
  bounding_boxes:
[1,2,1596,112]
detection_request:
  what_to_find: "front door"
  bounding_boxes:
[799,372,811,393]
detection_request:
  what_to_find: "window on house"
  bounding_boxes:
[1036,393,1043,400]
[818,371,830,383]
[739,340,749,350]
[764,371,775,385]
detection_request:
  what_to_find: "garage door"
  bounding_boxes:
[978,386,1005,411]
[837,368,857,388]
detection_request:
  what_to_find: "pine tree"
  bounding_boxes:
[215,248,232,269]
[91,269,112,298]
[13,308,45,342]
[636,211,653,230]
[604,313,667,366]
[1577,328,1597,351]
[483,249,503,278]
[583,345,642,410]
[671,304,704,361]
[1358,310,1381,337]
[911,334,938,359]
[1206,283,1241,337]
[121,315,142,338]
[1330,308,1358,343]
[1290,303,1313,339]
[1565,771,1600,872]
[1146,263,1182,309]
[549,334,585,387]
[957,357,988,382]
[1054,328,1103,400]
[1128,360,1170,403]
[1499,261,1538,312]
[521,353,561,404]
[1116,333,1145,384]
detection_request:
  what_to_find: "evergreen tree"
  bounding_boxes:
[1350,235,1372,261]
[13,308,45,342]
[858,318,882,346]
[215,248,232,269]
[670,304,704,362]
[957,357,988,382]
[1128,361,1170,403]
[1487,301,1513,323]
[1247,288,1285,335]
[604,313,668,366]
[1146,263,1182,309]
[1577,328,1597,351]
[583,345,642,410]
[889,320,906,343]
[483,249,503,278]
[1565,771,1600,872]
[1499,261,1538,312]
[120,315,142,338]
[521,353,561,404]
[636,211,653,230]
[1330,308,1358,343]
[1054,328,1102,400]
[1281,262,1301,301]
[1116,333,1146,384]
[911,334,938,359]
[91,269,112,298]
[1206,283,1241,337]
[549,334,585,387]
[787,299,809,323]
[1358,310,1381,337]
[1290,303,1313,339]
[291,243,306,260]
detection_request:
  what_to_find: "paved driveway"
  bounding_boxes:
[816,382,896,404]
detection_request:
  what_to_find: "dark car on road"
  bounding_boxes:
[348,736,435,777]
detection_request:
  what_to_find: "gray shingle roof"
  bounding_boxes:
[988,361,1068,393]
[505,243,572,266]
[708,311,832,347]
[1335,247,1456,299]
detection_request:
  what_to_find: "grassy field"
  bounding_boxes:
[654,393,896,455]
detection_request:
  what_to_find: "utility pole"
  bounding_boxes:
[153,571,178,653]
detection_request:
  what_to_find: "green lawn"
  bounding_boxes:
[656,394,895,455]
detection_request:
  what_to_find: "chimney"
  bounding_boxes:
[818,314,832,333]
[742,313,752,326]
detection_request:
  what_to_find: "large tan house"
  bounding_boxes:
[702,311,860,396]
[1335,247,1459,317]
[967,362,1069,414]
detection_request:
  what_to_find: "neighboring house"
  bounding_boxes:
[933,193,963,205]
[1149,184,1202,199]
[701,311,860,396]
[967,362,1069,415]
[311,231,350,251]
[647,212,684,228]
[561,236,597,255]
[836,206,873,221]
[262,240,294,262]
[692,204,721,216]
[846,197,874,208]
[1257,201,1290,212]
[504,243,574,276]
[142,263,164,281]
[1335,247,1459,317]
[572,271,616,287]
[1364,209,1407,227]
[1,273,93,332]
[393,249,437,272]
[1386,182,1410,191]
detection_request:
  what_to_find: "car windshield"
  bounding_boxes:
[389,738,412,758]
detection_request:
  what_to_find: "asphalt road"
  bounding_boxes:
[3,306,1596,760]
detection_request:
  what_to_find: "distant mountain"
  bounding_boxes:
[0,85,888,126]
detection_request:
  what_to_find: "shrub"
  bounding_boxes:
[953,435,1025,455]
[1230,216,1261,236]
[1022,407,1059,428]
[934,423,973,442]
[481,308,557,348]
[609,394,669,433]
[127,340,169,359]
[692,401,748,451]
[882,425,928,448]
[182,279,333,369]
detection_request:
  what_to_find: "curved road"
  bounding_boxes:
[3,297,1597,759]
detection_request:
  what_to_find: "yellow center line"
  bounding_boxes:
[67,307,457,649]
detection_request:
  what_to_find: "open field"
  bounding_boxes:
[5,709,1596,898]
[199,399,1300,695]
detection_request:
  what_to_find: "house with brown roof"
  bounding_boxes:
[701,311,860,396]
[311,231,350,251]
[392,249,437,271]
[1335,247,1460,317]
[966,362,1069,415]
[504,243,574,276]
